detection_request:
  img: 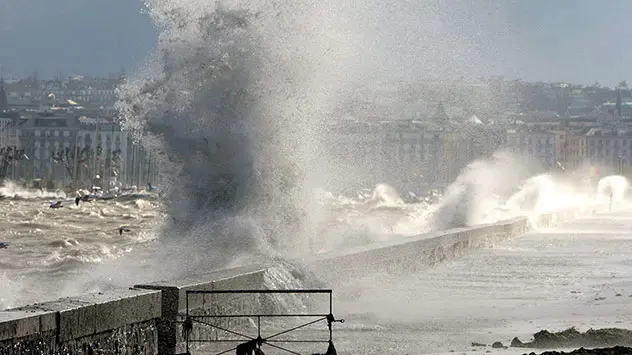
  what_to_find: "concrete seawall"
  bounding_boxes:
[0,288,161,355]
[134,264,268,355]
[307,210,581,285]
[0,209,582,354]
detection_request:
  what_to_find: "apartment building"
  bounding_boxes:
[585,128,632,175]
[505,128,557,169]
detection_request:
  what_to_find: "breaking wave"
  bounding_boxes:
[427,152,528,231]
[113,0,628,283]
[0,181,67,200]
[4,1,630,312]
[392,153,616,236]
[116,0,368,278]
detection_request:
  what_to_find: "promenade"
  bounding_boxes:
[326,209,632,354]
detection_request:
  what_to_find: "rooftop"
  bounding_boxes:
[585,127,631,137]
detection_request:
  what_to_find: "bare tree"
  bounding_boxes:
[52,146,92,185]
[0,146,27,181]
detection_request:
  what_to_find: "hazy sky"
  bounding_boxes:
[0,0,630,86]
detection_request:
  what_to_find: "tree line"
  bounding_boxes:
[51,146,122,180]
[0,145,123,182]
[0,146,28,180]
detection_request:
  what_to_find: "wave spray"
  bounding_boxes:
[116,0,368,277]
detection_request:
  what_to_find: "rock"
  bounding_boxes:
[511,337,525,348]
[471,342,486,347]
[537,345,632,355]
[491,341,506,349]
[509,327,632,349]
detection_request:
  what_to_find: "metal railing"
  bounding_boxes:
[181,289,343,355]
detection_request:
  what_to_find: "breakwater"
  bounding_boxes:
[0,209,582,354]
[308,209,582,285]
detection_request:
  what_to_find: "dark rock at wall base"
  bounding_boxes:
[530,345,632,355]
[512,328,632,350]
[512,337,525,347]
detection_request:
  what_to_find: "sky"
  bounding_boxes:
[0,0,630,86]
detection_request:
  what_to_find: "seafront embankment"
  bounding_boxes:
[0,208,584,354]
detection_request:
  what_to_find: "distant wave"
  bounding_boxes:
[0,181,66,200]
[392,153,617,236]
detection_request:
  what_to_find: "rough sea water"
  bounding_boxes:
[0,183,162,308]
[1,0,629,312]
[0,167,622,310]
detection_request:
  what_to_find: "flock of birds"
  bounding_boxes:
[48,194,134,236]
[48,193,114,208]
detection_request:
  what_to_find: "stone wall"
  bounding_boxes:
[0,288,161,355]
[307,211,578,285]
[134,264,268,355]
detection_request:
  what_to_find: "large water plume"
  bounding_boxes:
[392,153,604,235]
[428,152,530,230]
[111,0,530,282]
[115,0,372,278]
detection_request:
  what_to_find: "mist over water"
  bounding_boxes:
[0,158,627,310]
[3,1,631,312]
[0,181,67,200]
[113,0,623,281]
[597,175,629,205]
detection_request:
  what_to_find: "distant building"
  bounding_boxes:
[585,128,632,175]
[75,116,131,188]
[599,102,632,120]
[549,127,587,171]
[0,110,20,149]
[0,78,8,111]
[18,111,78,182]
[41,76,120,108]
[431,101,450,126]
[505,128,557,169]
[14,108,154,188]
[324,108,504,192]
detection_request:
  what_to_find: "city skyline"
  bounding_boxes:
[1,1,632,86]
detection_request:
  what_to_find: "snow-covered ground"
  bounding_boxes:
[322,208,632,354]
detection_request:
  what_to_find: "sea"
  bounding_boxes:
[0,180,433,309]
[0,0,623,315]
[0,168,616,311]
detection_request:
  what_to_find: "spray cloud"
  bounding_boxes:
[115,0,374,278]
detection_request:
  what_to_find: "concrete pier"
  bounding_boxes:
[0,208,584,354]
[0,288,161,355]
[135,264,268,355]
